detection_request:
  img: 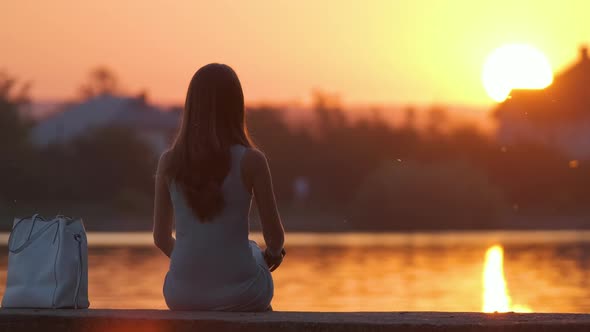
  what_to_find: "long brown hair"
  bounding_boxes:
[165,64,253,221]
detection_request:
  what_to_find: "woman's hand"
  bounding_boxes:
[264,247,286,272]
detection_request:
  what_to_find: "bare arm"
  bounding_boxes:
[153,152,175,257]
[243,149,285,255]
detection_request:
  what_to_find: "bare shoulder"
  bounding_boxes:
[242,148,269,177]
[156,149,173,175]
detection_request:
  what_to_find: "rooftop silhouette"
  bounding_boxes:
[494,45,590,159]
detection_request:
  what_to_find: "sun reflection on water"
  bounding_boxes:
[4,232,587,311]
[482,245,532,313]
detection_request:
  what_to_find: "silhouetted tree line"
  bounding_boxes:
[248,98,590,230]
[2,72,589,231]
[0,73,156,229]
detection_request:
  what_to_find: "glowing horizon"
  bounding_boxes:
[2,1,589,106]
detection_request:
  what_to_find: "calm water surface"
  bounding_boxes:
[1,231,590,312]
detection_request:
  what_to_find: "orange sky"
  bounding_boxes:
[1,0,589,106]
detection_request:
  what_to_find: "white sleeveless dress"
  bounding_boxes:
[163,145,274,311]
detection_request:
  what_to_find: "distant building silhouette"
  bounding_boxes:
[32,94,180,153]
[494,45,590,159]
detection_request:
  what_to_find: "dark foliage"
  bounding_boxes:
[2,78,588,230]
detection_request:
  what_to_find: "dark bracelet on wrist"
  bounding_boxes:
[265,247,286,258]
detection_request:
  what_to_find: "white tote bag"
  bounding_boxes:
[2,214,89,308]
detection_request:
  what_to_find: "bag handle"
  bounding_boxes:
[8,214,39,247]
[8,215,59,254]
[25,214,40,241]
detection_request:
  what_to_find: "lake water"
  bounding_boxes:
[1,231,590,312]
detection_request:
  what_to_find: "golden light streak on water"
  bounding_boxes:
[482,245,532,313]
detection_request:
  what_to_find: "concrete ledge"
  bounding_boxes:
[1,310,590,332]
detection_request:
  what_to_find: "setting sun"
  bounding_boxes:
[482,44,553,102]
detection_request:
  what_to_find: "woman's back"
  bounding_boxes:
[153,63,285,312]
[163,145,273,311]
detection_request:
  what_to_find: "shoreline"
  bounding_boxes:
[2,230,590,247]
